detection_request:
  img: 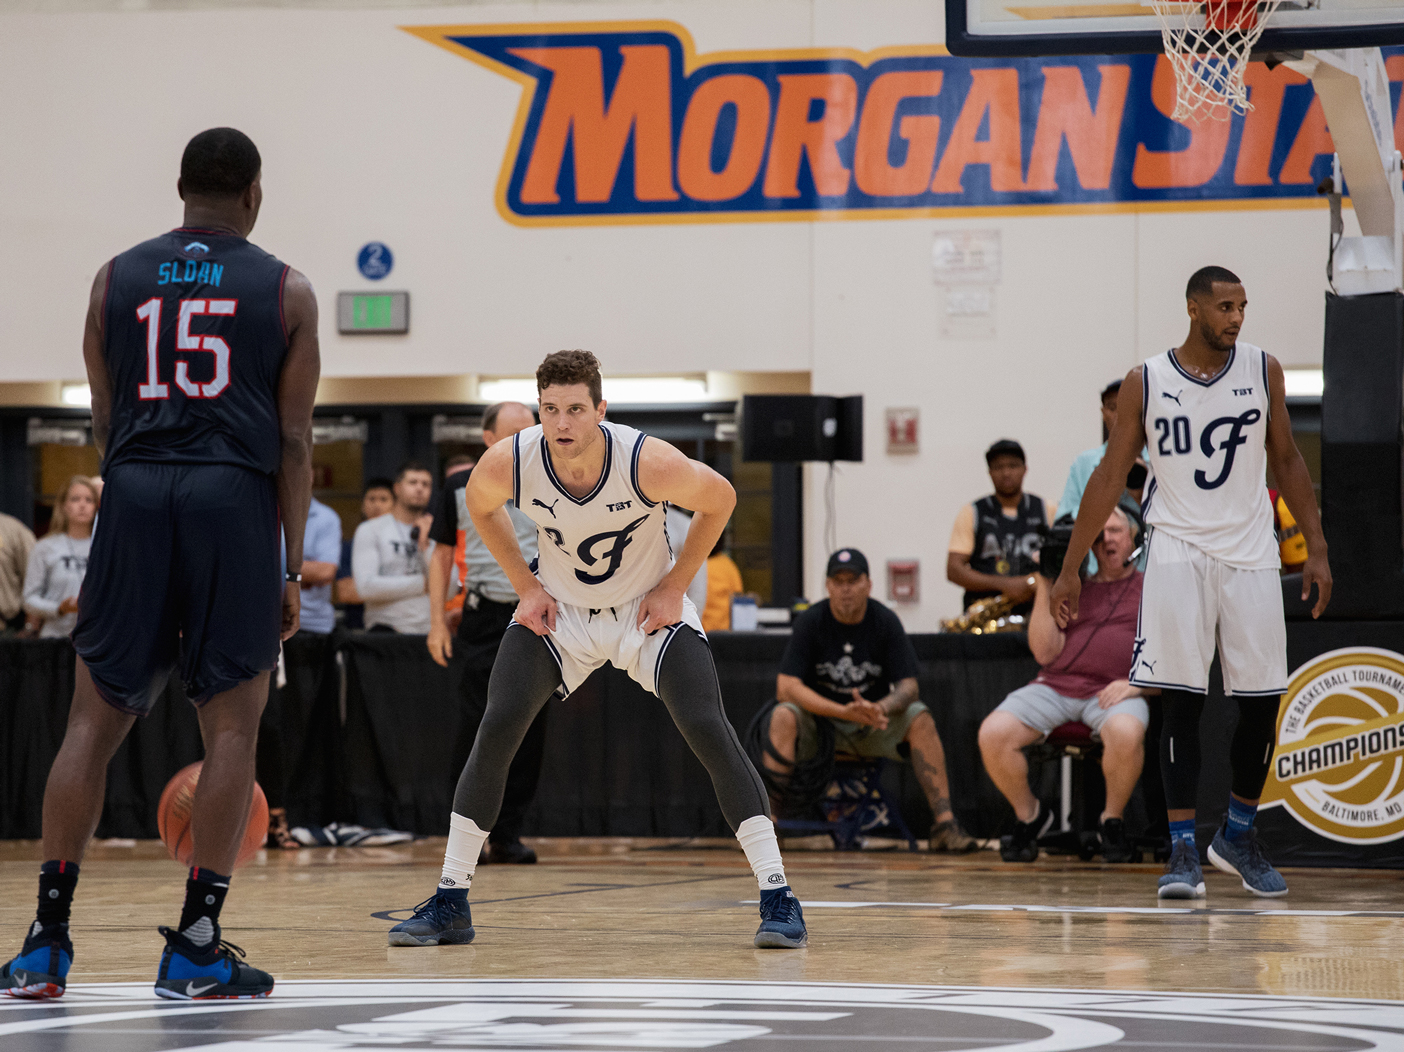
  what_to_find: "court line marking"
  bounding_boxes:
[741,900,1404,917]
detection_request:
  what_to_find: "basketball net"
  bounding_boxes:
[1148,0,1282,122]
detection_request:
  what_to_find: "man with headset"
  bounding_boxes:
[978,501,1156,863]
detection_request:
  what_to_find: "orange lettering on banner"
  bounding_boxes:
[931,68,1026,193]
[1278,97,1333,184]
[1386,56,1404,152]
[514,45,679,204]
[1025,65,1130,192]
[853,71,944,197]
[1234,64,1307,186]
[677,75,772,201]
[763,74,860,198]
[1131,57,1231,188]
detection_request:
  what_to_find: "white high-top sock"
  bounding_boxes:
[736,815,788,891]
[439,813,489,892]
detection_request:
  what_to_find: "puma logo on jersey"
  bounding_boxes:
[1233,387,1253,396]
[606,500,633,512]
[532,498,559,519]
[1161,390,1183,406]
[1140,659,1157,674]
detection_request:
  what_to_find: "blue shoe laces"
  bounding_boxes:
[1229,827,1273,868]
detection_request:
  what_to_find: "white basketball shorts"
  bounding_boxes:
[531,593,706,697]
[1128,529,1287,697]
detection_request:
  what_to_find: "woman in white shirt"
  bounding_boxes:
[24,476,98,638]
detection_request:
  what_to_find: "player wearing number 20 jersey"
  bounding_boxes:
[73,228,294,713]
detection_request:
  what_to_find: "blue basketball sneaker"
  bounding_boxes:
[1,921,72,999]
[153,926,274,1000]
[754,886,807,948]
[1157,839,1206,899]
[1208,820,1288,897]
[387,890,475,947]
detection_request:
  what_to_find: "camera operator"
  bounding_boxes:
[978,501,1156,863]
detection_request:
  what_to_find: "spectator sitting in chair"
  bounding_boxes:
[767,548,978,853]
[977,502,1155,864]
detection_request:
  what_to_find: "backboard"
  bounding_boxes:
[945,0,1404,56]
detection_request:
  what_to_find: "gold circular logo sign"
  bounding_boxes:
[1261,647,1404,844]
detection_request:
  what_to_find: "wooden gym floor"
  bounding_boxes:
[3,837,1404,1050]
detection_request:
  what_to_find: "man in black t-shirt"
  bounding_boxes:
[768,549,977,852]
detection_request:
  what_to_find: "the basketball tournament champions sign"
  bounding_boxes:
[1261,648,1404,847]
[406,22,1404,225]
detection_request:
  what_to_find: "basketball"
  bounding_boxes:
[157,762,269,870]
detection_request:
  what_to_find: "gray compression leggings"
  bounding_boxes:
[452,623,771,832]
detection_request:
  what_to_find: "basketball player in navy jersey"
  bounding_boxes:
[1051,266,1330,899]
[1,129,320,1000]
[388,350,806,949]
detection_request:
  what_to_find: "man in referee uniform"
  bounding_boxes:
[1,128,319,1001]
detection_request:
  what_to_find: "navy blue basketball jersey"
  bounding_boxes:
[100,228,290,475]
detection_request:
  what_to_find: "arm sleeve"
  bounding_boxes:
[429,482,459,546]
[22,543,59,618]
[352,523,426,602]
[947,503,975,556]
[778,612,816,679]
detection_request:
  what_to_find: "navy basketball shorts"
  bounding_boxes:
[72,461,282,715]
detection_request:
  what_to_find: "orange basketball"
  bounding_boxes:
[157,762,269,870]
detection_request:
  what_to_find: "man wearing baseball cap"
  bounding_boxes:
[946,439,1048,618]
[764,548,977,852]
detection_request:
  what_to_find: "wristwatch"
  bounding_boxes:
[286,572,303,583]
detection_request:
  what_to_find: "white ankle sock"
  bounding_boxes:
[440,813,489,891]
[736,815,787,892]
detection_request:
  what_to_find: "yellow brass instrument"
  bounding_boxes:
[941,595,1027,634]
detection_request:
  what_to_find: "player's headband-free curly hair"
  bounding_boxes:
[536,349,603,406]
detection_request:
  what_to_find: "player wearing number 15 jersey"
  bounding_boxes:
[2,128,320,1002]
[1051,266,1331,903]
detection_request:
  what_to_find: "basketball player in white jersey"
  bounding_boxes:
[388,350,807,949]
[1051,266,1330,900]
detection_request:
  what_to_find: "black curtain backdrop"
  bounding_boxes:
[3,623,1402,867]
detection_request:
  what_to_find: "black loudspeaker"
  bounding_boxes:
[740,395,863,462]
[1317,291,1404,618]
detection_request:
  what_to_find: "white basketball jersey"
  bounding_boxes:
[1140,343,1279,569]
[513,421,673,608]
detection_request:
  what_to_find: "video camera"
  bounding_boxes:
[1039,499,1145,580]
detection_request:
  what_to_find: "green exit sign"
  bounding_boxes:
[337,291,409,334]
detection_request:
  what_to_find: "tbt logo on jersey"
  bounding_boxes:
[1261,647,1404,845]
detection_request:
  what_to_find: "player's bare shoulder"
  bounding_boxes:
[466,435,516,507]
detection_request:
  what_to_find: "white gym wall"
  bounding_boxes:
[0,0,1355,626]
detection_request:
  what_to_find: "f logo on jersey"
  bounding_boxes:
[1194,409,1260,490]
[576,515,649,585]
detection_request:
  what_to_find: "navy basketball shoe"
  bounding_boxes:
[754,886,807,949]
[153,926,274,1000]
[387,890,475,947]
[1,921,72,999]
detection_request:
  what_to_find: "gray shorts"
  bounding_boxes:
[995,682,1149,739]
